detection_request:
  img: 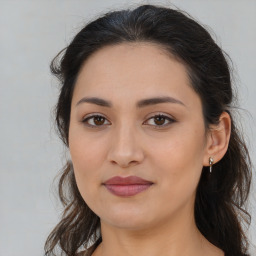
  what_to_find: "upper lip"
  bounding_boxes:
[103,175,153,185]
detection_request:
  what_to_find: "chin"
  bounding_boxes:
[101,211,154,230]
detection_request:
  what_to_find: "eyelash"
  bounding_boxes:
[81,113,176,129]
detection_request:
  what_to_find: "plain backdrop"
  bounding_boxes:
[0,0,255,255]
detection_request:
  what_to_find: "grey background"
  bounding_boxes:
[0,0,255,255]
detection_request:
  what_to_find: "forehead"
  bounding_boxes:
[72,42,201,110]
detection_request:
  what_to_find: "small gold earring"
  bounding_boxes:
[209,157,214,173]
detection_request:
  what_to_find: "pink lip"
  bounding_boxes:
[104,175,153,185]
[103,176,153,197]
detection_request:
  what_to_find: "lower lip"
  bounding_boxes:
[104,184,153,197]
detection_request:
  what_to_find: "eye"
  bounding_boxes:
[81,113,176,129]
[82,114,110,128]
[144,114,176,129]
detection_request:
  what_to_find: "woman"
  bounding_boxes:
[44,4,252,256]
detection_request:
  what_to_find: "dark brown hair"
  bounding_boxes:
[44,4,252,256]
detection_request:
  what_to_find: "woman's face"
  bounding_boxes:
[69,43,211,230]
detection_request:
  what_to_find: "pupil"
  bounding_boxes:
[155,116,165,125]
[95,116,104,125]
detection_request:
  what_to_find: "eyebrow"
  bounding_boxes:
[76,96,186,108]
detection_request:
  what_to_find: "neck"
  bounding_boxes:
[92,207,223,256]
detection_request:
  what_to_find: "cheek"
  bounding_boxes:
[152,127,206,199]
[68,131,105,203]
[69,124,107,172]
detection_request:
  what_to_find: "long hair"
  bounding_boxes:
[44,4,252,256]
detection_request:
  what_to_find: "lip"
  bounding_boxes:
[103,175,153,185]
[103,176,154,197]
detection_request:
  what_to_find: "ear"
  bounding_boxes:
[203,111,231,166]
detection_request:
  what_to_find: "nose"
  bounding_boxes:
[106,124,144,168]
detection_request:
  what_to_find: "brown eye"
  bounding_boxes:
[82,114,110,128]
[154,115,166,125]
[93,116,105,125]
[144,114,176,128]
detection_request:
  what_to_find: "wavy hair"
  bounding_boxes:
[44,4,252,256]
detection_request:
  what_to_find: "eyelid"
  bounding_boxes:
[144,112,176,122]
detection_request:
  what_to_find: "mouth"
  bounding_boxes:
[104,184,153,197]
[103,175,154,197]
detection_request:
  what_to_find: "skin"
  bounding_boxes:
[69,42,231,256]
